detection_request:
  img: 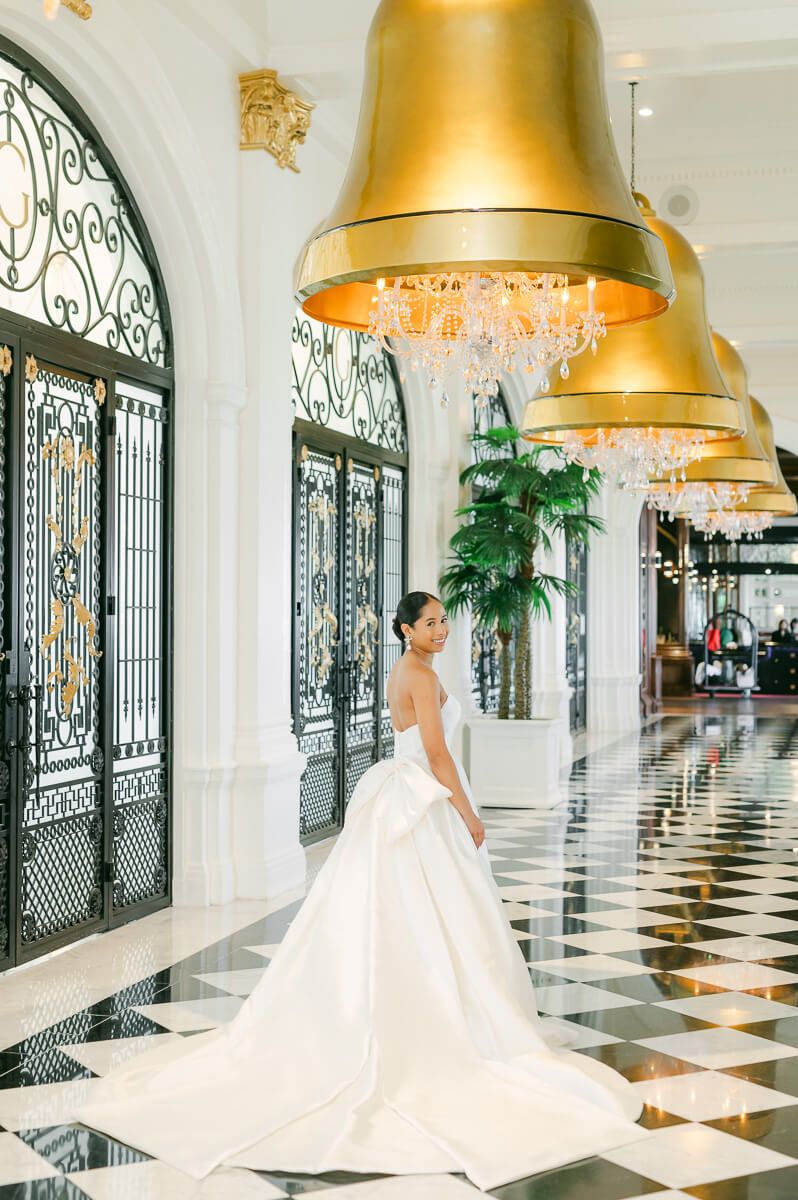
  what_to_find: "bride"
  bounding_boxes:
[74,591,648,1191]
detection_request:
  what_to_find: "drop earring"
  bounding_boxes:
[405,633,413,654]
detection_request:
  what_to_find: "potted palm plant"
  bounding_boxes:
[440,425,604,806]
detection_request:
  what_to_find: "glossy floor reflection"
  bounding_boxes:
[2,714,798,1197]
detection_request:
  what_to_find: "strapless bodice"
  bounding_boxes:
[393,694,461,764]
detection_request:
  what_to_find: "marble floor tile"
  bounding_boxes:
[708,894,798,914]
[67,1161,290,1199]
[573,908,687,930]
[653,991,797,1027]
[60,1032,183,1076]
[529,955,659,983]
[633,1069,798,1121]
[192,970,268,997]
[533,982,643,1016]
[588,890,689,910]
[131,997,244,1032]
[0,1079,107,1132]
[601,1121,796,1188]
[683,935,798,961]
[0,1133,59,1185]
[698,914,798,936]
[501,903,559,921]
[547,931,668,953]
[671,962,798,991]
[635,1027,798,1069]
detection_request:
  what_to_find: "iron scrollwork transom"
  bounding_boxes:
[0,47,169,367]
[292,311,407,453]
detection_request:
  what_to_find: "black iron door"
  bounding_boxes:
[566,538,588,732]
[0,325,172,969]
[293,425,406,844]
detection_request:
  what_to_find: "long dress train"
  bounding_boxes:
[74,694,649,1191]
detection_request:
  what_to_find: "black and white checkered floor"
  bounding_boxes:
[3,713,798,1199]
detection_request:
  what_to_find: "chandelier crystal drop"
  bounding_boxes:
[693,510,773,542]
[643,481,752,521]
[561,427,710,488]
[369,272,606,408]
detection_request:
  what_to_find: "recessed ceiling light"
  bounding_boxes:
[639,107,653,117]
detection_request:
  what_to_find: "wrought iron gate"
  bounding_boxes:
[291,314,407,844]
[0,40,173,968]
[566,537,588,731]
[470,389,518,714]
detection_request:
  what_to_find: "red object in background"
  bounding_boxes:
[707,628,721,652]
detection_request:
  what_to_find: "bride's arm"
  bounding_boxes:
[412,672,485,847]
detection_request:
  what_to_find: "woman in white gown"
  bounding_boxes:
[74,592,648,1191]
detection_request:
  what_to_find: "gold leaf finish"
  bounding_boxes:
[239,69,313,174]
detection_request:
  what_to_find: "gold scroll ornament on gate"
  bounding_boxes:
[36,367,104,718]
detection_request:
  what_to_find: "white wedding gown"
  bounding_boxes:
[74,694,648,1191]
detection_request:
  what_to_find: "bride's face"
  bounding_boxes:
[407,599,449,655]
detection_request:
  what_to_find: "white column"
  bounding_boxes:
[587,484,644,733]
[172,377,244,906]
[229,147,330,900]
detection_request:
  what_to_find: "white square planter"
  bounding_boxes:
[463,716,565,809]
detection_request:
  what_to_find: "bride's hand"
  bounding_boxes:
[464,812,485,849]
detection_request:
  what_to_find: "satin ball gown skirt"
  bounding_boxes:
[74,695,648,1191]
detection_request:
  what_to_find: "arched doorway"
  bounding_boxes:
[0,40,174,967]
[291,313,408,844]
[470,388,517,714]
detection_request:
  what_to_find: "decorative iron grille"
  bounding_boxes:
[566,535,588,732]
[0,39,173,969]
[292,313,407,453]
[111,381,169,911]
[292,311,408,843]
[20,361,105,945]
[0,42,169,366]
[470,388,517,714]
[0,351,8,959]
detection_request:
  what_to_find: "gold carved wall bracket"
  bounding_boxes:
[43,0,93,19]
[239,69,313,173]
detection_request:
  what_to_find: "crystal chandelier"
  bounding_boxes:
[643,481,752,521]
[368,272,605,408]
[693,510,773,542]
[562,428,712,489]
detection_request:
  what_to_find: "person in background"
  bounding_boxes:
[771,619,793,644]
[791,618,798,641]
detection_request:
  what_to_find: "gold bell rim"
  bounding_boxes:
[642,458,777,490]
[296,208,675,331]
[520,394,745,441]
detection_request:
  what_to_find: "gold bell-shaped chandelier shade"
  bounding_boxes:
[643,332,775,518]
[520,196,744,484]
[694,397,797,540]
[294,0,674,406]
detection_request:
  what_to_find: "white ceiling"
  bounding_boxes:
[223,0,798,425]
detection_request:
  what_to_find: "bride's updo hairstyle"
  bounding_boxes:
[392,591,439,645]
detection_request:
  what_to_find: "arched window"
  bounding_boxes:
[0,41,169,365]
[292,312,408,843]
[0,40,173,970]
